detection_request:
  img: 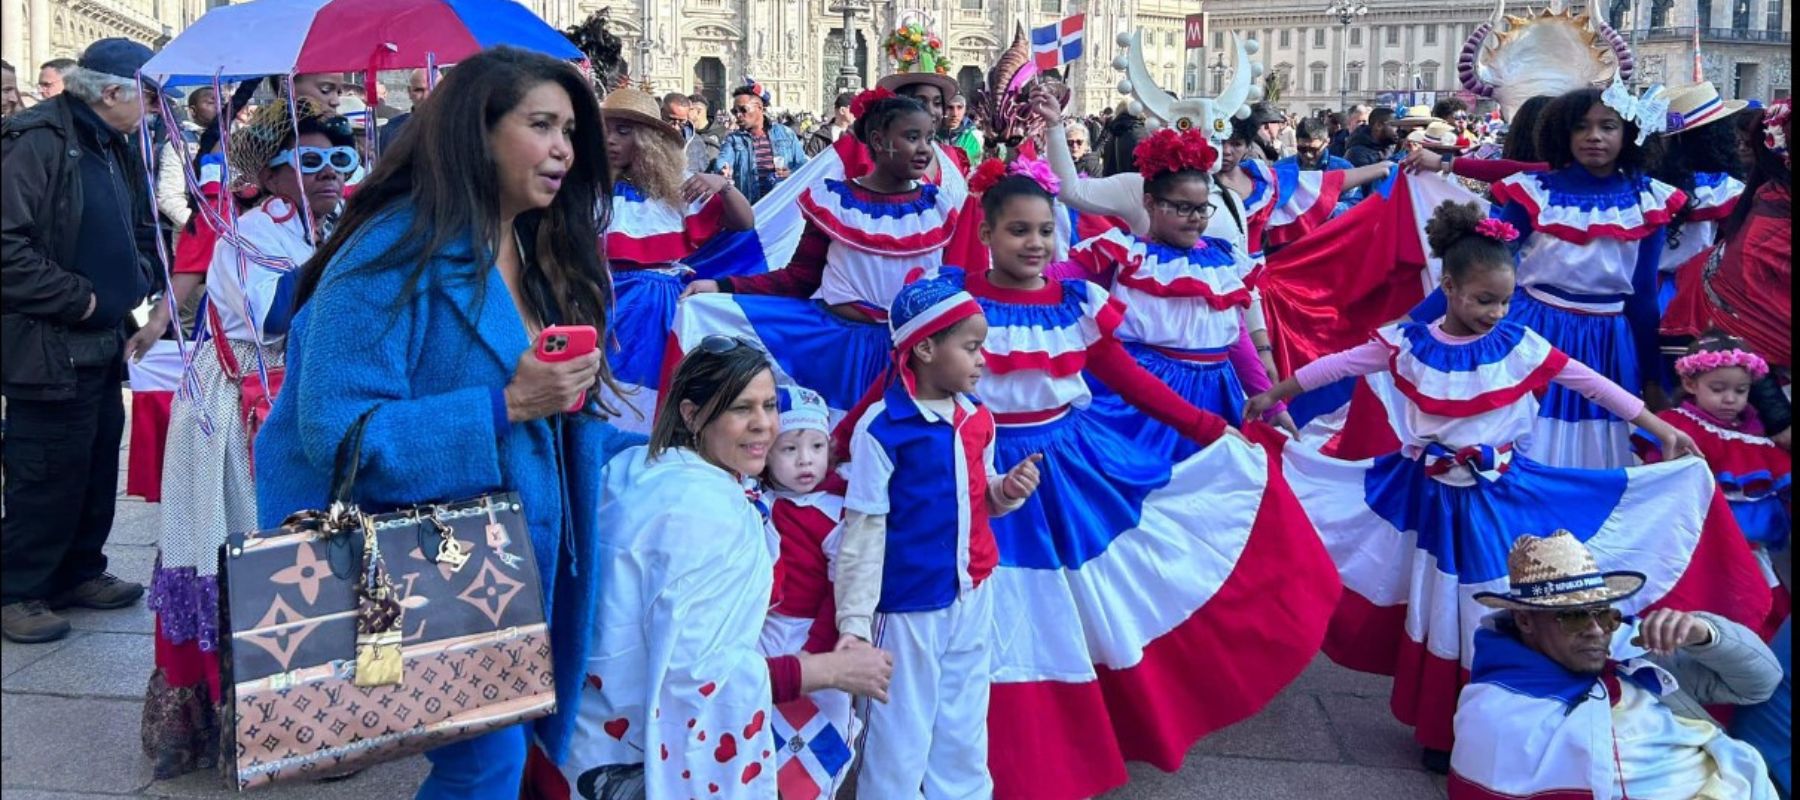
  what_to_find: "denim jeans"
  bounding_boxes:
[416,724,527,800]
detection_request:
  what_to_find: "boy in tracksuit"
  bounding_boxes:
[835,272,1043,799]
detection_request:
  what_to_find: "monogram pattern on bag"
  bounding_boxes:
[242,596,323,672]
[455,561,526,626]
[232,630,555,789]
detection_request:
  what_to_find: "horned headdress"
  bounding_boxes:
[1110,29,1260,148]
[1458,0,1637,121]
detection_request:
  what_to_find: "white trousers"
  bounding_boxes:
[857,584,995,800]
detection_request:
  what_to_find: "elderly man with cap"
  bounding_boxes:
[0,38,160,643]
[1449,530,1782,799]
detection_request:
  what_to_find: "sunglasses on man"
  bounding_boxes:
[1551,607,1624,635]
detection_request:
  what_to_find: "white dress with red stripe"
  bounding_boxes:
[757,487,859,800]
[1281,319,1772,752]
[954,268,1341,800]
[602,180,729,433]
[1489,167,1687,469]
[1066,228,1266,462]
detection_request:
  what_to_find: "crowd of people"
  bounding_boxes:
[0,15,1791,800]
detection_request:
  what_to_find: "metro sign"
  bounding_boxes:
[1185,13,1206,49]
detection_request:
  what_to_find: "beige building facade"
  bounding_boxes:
[2,0,217,82]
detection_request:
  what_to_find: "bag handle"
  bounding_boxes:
[329,409,376,511]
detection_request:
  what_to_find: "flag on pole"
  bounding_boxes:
[1031,14,1086,71]
[1692,25,1704,82]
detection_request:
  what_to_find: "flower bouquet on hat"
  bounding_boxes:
[885,19,948,75]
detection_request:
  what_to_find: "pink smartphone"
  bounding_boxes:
[534,325,599,412]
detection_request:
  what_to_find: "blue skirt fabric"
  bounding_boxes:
[990,408,1175,570]
[1509,290,1638,424]
[1084,341,1246,463]
[608,270,681,390]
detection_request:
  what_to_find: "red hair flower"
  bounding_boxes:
[1474,218,1519,243]
[850,86,897,119]
[968,158,1009,195]
[1132,128,1219,180]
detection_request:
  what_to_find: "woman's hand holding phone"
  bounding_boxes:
[505,326,600,421]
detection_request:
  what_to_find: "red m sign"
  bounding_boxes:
[1185,13,1206,49]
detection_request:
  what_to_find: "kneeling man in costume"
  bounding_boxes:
[1450,530,1782,800]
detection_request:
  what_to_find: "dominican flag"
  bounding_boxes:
[772,696,855,800]
[1260,171,1485,427]
[1031,14,1085,71]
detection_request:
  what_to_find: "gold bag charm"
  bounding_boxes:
[355,629,405,686]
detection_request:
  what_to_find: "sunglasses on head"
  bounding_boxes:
[1551,607,1623,635]
[697,334,759,355]
[270,145,359,175]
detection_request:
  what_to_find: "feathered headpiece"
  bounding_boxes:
[1133,128,1219,179]
[564,8,631,91]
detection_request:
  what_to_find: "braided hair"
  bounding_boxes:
[851,94,929,145]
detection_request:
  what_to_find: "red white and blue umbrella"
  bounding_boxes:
[141,0,582,87]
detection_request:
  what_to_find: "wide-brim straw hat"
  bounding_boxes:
[1394,104,1441,129]
[1417,120,1463,152]
[877,71,961,103]
[601,87,682,145]
[1473,530,1647,611]
[1661,81,1750,136]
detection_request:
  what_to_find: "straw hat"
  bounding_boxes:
[1473,530,1646,611]
[877,70,961,103]
[227,96,333,192]
[601,88,682,145]
[1660,81,1749,136]
[1416,120,1463,152]
[1393,104,1441,129]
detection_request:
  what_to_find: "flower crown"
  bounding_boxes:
[969,156,1061,197]
[1762,99,1791,169]
[1675,348,1770,380]
[1600,77,1670,146]
[1133,128,1219,179]
[1474,218,1519,243]
[850,86,898,119]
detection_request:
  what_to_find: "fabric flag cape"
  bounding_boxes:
[126,340,185,502]
[1260,170,1486,427]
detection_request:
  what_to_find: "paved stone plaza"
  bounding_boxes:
[0,392,1449,800]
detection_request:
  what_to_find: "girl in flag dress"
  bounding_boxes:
[677,93,967,417]
[1447,86,1688,469]
[1650,82,1749,316]
[144,98,350,779]
[1245,201,1771,771]
[1055,129,1298,460]
[1637,333,1791,635]
[597,88,752,433]
[956,165,1342,800]
[757,385,858,800]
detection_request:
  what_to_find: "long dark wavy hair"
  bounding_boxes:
[292,46,625,410]
[1722,107,1791,241]
[1502,95,1555,163]
[1534,88,1662,174]
[1652,112,1748,248]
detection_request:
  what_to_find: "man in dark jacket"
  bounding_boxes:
[1100,104,1145,177]
[1344,106,1399,167]
[0,38,158,643]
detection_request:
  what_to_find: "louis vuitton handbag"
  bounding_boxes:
[219,411,556,789]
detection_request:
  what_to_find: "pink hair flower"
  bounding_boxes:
[1474,218,1519,243]
[1009,157,1061,196]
